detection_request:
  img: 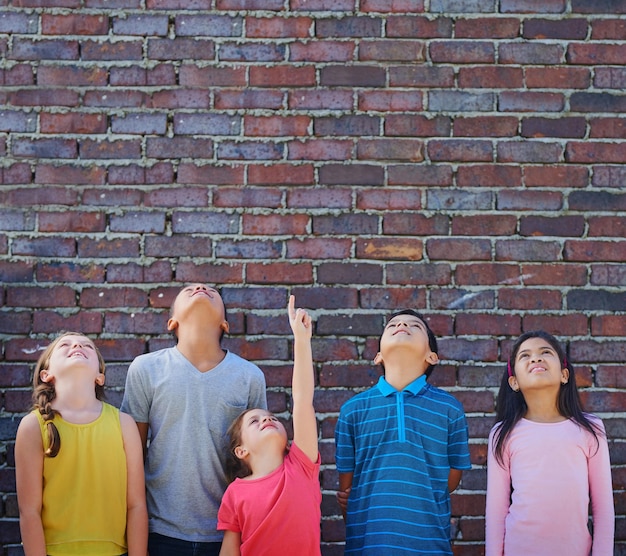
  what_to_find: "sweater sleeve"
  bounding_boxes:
[485,425,510,556]
[588,419,615,556]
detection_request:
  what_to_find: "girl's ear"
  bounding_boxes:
[40,369,53,383]
[234,445,247,460]
[95,373,105,387]
[508,375,519,392]
[561,367,570,384]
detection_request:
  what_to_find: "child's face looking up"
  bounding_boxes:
[375,314,438,371]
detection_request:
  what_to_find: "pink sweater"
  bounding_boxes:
[486,417,614,556]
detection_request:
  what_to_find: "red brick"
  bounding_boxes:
[80,138,141,159]
[565,240,626,262]
[7,286,76,308]
[361,0,424,11]
[358,90,423,111]
[247,262,313,284]
[592,315,626,336]
[246,16,312,38]
[596,366,626,388]
[287,187,352,209]
[522,117,585,138]
[242,214,309,235]
[179,65,246,87]
[357,188,422,210]
[42,14,109,34]
[359,39,424,62]
[32,310,102,333]
[215,187,283,208]
[12,237,76,257]
[2,186,78,206]
[524,165,589,188]
[289,139,352,161]
[36,262,105,283]
[388,164,453,186]
[387,15,451,38]
[389,66,455,87]
[385,114,450,137]
[357,138,423,162]
[452,215,517,236]
[38,211,105,232]
[525,66,591,89]
[568,43,626,65]
[428,140,493,162]
[588,216,626,238]
[147,38,215,60]
[520,215,585,237]
[497,141,562,163]
[455,263,520,286]
[107,261,173,283]
[245,115,310,136]
[80,287,148,308]
[217,89,284,110]
[174,262,243,284]
[591,18,626,39]
[291,41,356,62]
[457,164,521,187]
[523,314,589,335]
[455,17,519,38]
[590,117,626,139]
[177,164,244,186]
[501,0,567,13]
[499,42,563,64]
[286,238,351,259]
[250,65,316,86]
[77,238,140,258]
[498,288,564,311]
[458,66,522,88]
[356,238,423,261]
[40,112,107,134]
[387,262,451,286]
[383,213,448,235]
[520,263,588,286]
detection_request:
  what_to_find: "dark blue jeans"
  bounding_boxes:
[148,533,222,556]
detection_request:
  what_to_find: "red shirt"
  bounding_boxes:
[217,442,321,556]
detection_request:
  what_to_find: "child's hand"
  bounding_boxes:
[288,295,312,339]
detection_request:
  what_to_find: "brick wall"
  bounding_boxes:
[1,0,625,554]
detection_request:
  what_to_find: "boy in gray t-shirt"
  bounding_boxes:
[121,284,267,555]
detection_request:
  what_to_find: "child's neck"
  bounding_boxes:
[176,327,226,373]
[245,451,285,480]
[523,389,566,423]
[384,363,426,391]
[52,381,102,424]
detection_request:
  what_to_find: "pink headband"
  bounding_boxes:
[507,356,568,377]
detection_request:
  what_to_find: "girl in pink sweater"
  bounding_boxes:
[486,330,614,556]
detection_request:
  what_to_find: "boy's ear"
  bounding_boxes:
[95,373,105,386]
[426,352,439,365]
[373,352,383,365]
[167,317,179,332]
[221,320,230,334]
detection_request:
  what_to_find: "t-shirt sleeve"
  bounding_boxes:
[288,442,321,480]
[485,425,510,556]
[587,418,615,555]
[447,403,471,470]
[334,405,355,473]
[120,357,151,423]
[217,485,241,533]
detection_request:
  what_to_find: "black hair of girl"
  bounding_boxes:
[381,309,439,377]
[492,330,602,466]
[32,332,106,458]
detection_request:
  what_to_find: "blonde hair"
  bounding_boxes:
[32,332,106,457]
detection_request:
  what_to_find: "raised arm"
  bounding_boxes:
[288,295,318,463]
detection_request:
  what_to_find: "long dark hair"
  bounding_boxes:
[32,332,106,458]
[492,330,602,466]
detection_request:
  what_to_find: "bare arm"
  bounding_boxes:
[15,413,47,556]
[288,295,317,463]
[337,472,353,520]
[448,468,463,492]
[120,412,148,556]
[219,530,242,556]
[135,421,149,461]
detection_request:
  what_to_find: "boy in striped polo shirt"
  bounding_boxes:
[335,309,471,555]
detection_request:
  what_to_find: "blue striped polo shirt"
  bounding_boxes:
[335,375,471,555]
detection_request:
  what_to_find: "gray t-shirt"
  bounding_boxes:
[121,347,267,542]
